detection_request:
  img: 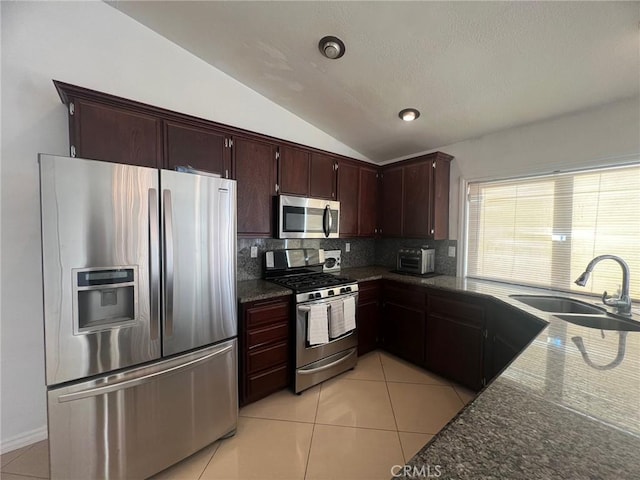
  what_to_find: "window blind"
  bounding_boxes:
[466,164,640,299]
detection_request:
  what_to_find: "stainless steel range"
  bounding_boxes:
[265,249,358,393]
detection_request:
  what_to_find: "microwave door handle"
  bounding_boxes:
[323,205,332,237]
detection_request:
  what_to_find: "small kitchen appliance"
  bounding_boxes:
[396,246,436,275]
[264,249,358,393]
[277,195,340,239]
[323,249,342,272]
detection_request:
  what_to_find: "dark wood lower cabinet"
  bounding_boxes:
[425,294,486,391]
[381,282,426,365]
[239,296,291,406]
[484,302,546,382]
[356,280,381,355]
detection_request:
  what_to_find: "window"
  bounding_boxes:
[466,164,640,299]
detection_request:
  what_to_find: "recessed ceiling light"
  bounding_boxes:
[399,108,420,121]
[319,36,345,60]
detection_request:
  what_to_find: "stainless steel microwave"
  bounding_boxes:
[277,195,340,239]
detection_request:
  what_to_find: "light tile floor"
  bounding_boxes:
[0,351,476,480]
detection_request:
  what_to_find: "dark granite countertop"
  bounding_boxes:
[237,279,292,303]
[237,266,640,478]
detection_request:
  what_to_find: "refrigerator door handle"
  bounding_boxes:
[163,189,174,337]
[149,188,160,341]
[56,343,234,403]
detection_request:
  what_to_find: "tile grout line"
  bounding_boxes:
[0,444,37,472]
[196,441,221,480]
[380,352,408,464]
[303,380,324,480]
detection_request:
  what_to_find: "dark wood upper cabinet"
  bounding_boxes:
[278,146,310,196]
[431,156,452,240]
[234,136,278,237]
[381,152,452,239]
[358,166,378,236]
[309,153,337,200]
[381,166,403,237]
[70,98,162,168]
[337,160,360,237]
[403,161,432,237]
[165,121,231,177]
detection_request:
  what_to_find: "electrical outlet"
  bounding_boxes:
[250,246,258,258]
[448,246,456,257]
[345,242,351,252]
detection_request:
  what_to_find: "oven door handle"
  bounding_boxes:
[298,348,357,375]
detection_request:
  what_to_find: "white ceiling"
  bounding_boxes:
[109,1,640,163]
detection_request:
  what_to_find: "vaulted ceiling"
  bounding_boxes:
[109,1,640,162]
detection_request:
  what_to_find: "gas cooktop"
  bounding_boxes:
[268,272,354,293]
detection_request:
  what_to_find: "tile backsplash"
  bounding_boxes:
[237,237,458,281]
[237,238,375,281]
[374,238,458,276]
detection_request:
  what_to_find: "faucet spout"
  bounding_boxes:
[574,255,631,316]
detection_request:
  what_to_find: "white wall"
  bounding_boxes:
[0,1,366,452]
[446,98,640,240]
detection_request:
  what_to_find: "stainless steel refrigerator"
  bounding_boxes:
[39,154,238,479]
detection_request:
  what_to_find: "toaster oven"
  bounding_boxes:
[397,247,435,275]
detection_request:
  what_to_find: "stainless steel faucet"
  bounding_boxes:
[574,255,631,316]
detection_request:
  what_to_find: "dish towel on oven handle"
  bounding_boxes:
[343,295,356,332]
[329,296,356,339]
[308,303,329,345]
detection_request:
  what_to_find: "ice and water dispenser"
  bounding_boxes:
[73,267,138,333]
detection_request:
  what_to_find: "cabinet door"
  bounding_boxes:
[485,302,545,382]
[71,98,162,168]
[279,146,310,196]
[337,161,360,237]
[432,158,451,240]
[382,282,426,365]
[234,137,278,236]
[357,281,382,355]
[382,302,425,365]
[403,161,433,238]
[425,294,485,391]
[310,153,336,200]
[381,166,403,236]
[165,122,231,177]
[358,166,378,236]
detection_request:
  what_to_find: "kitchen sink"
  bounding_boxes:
[554,314,640,332]
[509,295,605,315]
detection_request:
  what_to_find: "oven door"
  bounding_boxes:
[278,195,340,239]
[296,293,358,368]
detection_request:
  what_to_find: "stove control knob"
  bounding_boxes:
[340,287,346,294]
[346,286,352,292]
[328,290,335,296]
[315,292,321,299]
[309,293,315,300]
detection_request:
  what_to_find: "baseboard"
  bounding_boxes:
[1,425,48,454]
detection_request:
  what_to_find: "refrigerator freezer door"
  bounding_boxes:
[39,155,161,385]
[47,339,238,480]
[160,170,237,356]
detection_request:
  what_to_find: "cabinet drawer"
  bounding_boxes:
[246,364,288,402]
[247,322,289,349]
[357,280,381,304]
[428,295,484,326]
[246,301,290,328]
[247,342,288,374]
[384,282,425,310]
